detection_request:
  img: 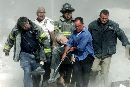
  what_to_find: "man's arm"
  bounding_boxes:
[115,23,130,60]
[115,24,130,46]
[88,23,92,34]
[61,45,70,61]
[61,35,73,61]
[37,26,48,45]
[125,45,130,60]
[3,27,17,56]
[49,31,55,48]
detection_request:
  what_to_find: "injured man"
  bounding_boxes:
[49,34,75,87]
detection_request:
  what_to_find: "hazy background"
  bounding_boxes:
[0,0,130,87]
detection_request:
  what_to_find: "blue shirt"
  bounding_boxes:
[66,27,94,61]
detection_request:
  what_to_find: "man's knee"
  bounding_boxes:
[23,66,31,74]
[90,71,98,77]
[91,60,101,72]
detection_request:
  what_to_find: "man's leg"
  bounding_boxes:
[64,64,73,83]
[58,61,74,86]
[41,57,51,87]
[90,57,101,79]
[89,57,101,87]
[43,61,51,81]
[91,57,101,72]
[23,67,33,87]
[100,57,111,87]
[73,61,83,87]
[82,55,94,87]
[51,46,61,70]
[32,74,41,87]
[20,52,33,87]
[31,59,41,87]
[50,47,65,83]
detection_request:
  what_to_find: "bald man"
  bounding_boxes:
[34,7,54,87]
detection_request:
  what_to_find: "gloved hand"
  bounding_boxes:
[40,61,44,65]
[3,49,9,56]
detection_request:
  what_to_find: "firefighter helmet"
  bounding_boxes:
[60,3,75,13]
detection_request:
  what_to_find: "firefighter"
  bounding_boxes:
[33,7,55,87]
[51,3,76,87]
[3,17,47,87]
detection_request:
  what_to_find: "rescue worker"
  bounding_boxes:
[33,7,54,87]
[62,17,94,87]
[52,3,75,86]
[88,9,130,87]
[3,17,47,87]
[54,3,75,38]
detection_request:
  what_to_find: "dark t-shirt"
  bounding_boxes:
[21,28,39,54]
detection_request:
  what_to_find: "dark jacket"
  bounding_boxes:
[88,19,129,58]
[3,20,47,62]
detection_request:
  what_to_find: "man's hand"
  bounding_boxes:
[69,47,76,52]
[3,49,9,56]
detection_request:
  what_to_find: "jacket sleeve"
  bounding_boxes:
[115,23,130,46]
[88,23,93,34]
[37,26,48,45]
[49,31,56,48]
[66,35,74,48]
[3,26,17,52]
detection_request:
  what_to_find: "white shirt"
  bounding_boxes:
[34,17,54,41]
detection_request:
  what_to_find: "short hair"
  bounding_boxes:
[100,9,109,16]
[74,17,84,24]
[37,7,45,13]
[17,17,28,26]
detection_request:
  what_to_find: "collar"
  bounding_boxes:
[35,17,48,23]
[59,16,74,23]
[97,18,109,26]
[74,26,86,34]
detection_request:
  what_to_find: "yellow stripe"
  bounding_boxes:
[4,44,11,50]
[62,31,71,36]
[39,32,47,42]
[40,32,47,38]
[44,48,51,53]
[9,33,15,40]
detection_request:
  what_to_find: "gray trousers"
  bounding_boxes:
[90,57,111,87]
